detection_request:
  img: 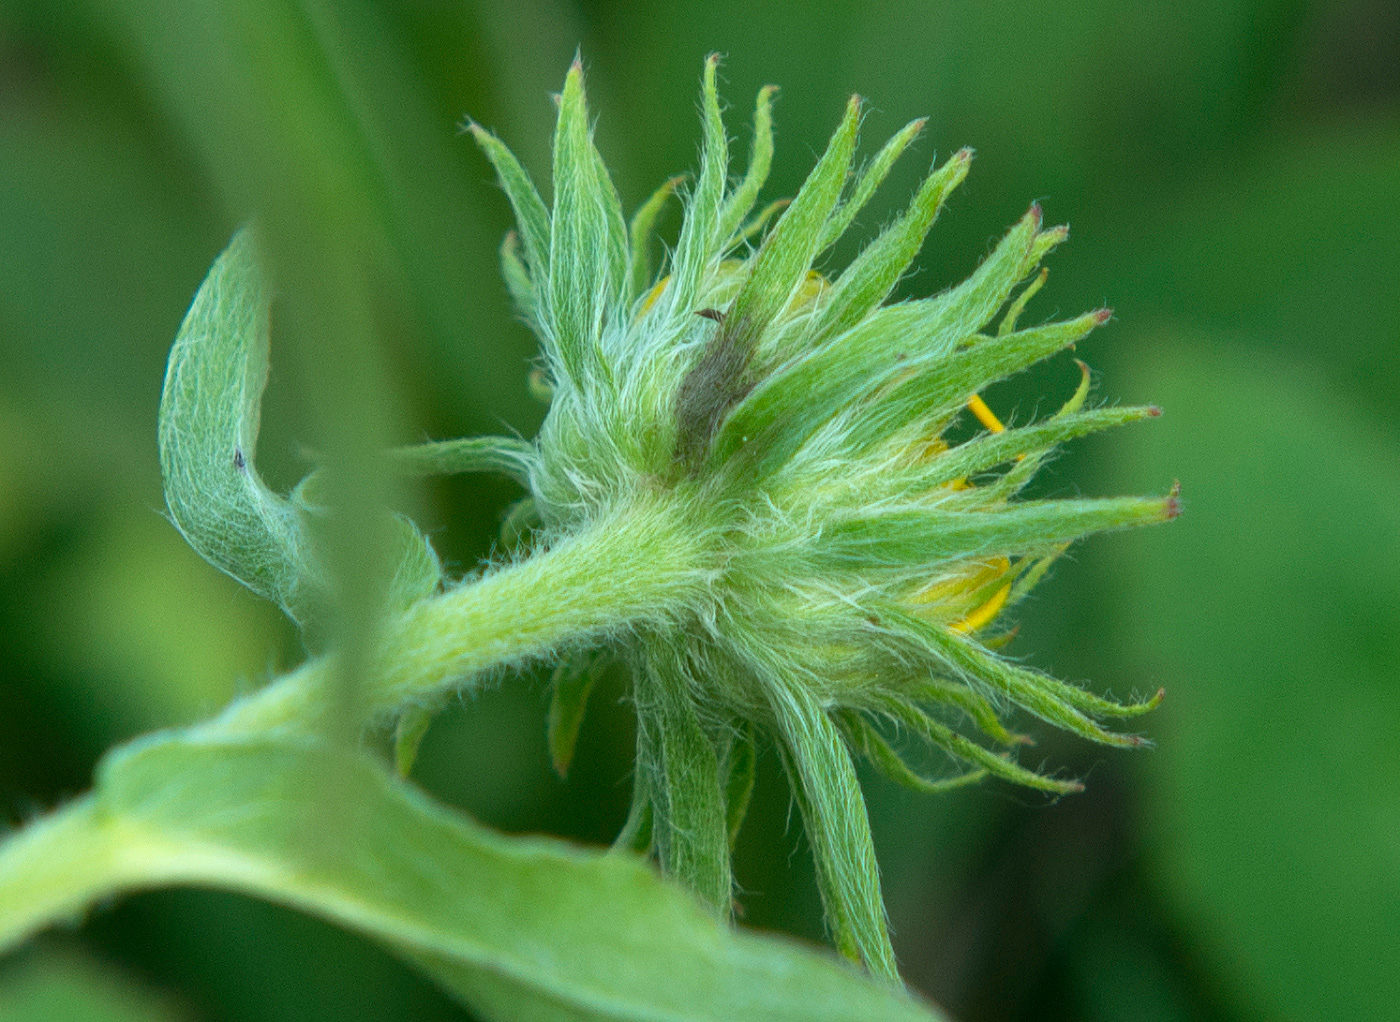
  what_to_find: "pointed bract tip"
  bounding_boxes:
[705,51,722,66]
[1146,405,1163,417]
[1164,488,1183,519]
[955,146,974,162]
[1042,224,1070,243]
[1153,687,1166,705]
[564,60,585,92]
[1169,478,1181,497]
[1028,201,1043,227]
[1093,308,1113,326]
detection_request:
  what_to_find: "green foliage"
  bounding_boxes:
[1113,342,1400,1022]
[0,52,1173,1014]
[157,229,327,632]
[0,733,945,1022]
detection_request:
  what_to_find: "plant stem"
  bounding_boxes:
[214,496,708,734]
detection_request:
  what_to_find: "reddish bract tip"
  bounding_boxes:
[1093,308,1114,326]
[1028,201,1043,228]
[1154,687,1167,704]
[1164,495,1182,519]
[1146,405,1162,417]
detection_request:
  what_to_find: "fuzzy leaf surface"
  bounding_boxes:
[157,228,325,629]
[0,732,944,1022]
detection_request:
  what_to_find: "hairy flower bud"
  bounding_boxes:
[468,55,1175,980]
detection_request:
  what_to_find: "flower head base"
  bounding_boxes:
[469,56,1175,980]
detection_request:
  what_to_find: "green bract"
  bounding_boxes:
[0,55,1175,1012]
[463,56,1174,976]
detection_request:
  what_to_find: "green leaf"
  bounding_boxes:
[0,733,945,1022]
[287,470,443,616]
[384,514,443,612]
[157,228,326,631]
[728,95,862,345]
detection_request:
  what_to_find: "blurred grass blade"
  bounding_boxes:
[0,733,946,1022]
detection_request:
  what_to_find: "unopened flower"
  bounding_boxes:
[457,56,1176,979]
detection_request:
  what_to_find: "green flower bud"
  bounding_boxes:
[470,55,1176,980]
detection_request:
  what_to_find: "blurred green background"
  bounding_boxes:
[0,0,1395,1019]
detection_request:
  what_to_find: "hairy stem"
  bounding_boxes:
[215,496,708,735]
